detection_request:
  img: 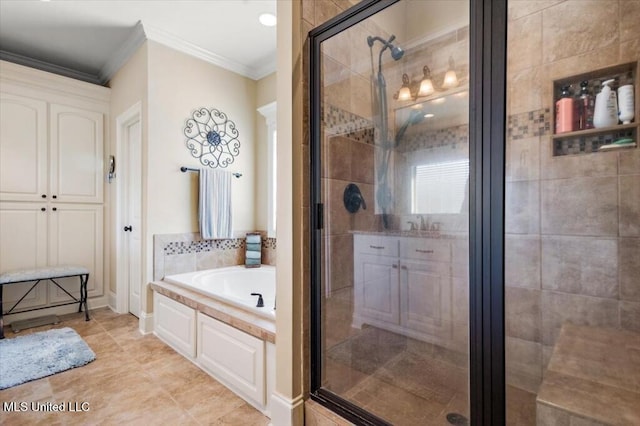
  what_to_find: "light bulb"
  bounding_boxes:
[418,78,434,96]
[442,70,459,89]
[398,86,412,101]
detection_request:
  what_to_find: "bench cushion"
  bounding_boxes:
[0,266,89,285]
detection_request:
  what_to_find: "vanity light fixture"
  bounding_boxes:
[424,113,435,118]
[396,66,435,101]
[259,13,277,27]
[442,56,459,89]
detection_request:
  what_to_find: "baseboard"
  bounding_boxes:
[138,311,154,335]
[108,291,117,311]
[269,392,304,426]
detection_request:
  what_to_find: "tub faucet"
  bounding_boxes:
[250,293,264,308]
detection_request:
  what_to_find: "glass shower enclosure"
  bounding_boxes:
[310,1,473,424]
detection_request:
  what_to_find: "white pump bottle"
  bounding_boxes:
[593,79,618,128]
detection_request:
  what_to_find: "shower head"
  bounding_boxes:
[367,34,404,61]
[390,45,404,60]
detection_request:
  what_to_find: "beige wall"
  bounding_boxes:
[108,42,149,296]
[110,41,266,313]
[145,41,258,306]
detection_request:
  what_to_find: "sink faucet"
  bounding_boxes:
[407,220,418,231]
[419,215,429,231]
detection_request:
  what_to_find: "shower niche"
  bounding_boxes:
[551,61,638,156]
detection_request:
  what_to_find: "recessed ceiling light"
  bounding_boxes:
[259,13,277,27]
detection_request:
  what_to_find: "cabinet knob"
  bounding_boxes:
[124,225,132,232]
[52,195,57,199]
[41,194,47,198]
[41,207,46,212]
[52,207,57,211]
[392,264,398,269]
[401,265,408,270]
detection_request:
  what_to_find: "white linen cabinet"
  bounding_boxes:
[0,60,109,316]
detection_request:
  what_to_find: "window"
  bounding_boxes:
[412,159,469,214]
[257,102,277,237]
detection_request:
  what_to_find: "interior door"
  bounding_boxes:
[125,119,142,317]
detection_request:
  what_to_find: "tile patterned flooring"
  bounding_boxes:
[0,308,269,426]
[322,287,537,425]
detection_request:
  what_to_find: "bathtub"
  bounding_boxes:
[164,265,276,319]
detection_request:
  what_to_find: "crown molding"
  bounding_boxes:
[143,23,272,80]
[0,50,102,85]
[98,20,147,84]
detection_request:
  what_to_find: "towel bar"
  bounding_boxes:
[180,167,242,178]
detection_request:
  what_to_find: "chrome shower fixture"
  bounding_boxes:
[367,34,405,64]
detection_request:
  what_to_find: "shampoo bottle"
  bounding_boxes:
[593,79,618,128]
[578,80,594,130]
[555,85,574,134]
[618,84,635,124]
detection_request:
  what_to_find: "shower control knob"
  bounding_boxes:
[124,226,132,232]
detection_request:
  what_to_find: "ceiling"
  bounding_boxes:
[0,0,277,85]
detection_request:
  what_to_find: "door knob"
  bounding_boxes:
[124,226,132,232]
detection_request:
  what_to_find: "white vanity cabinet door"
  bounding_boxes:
[153,292,197,358]
[49,104,104,203]
[0,93,47,202]
[399,259,453,342]
[354,253,400,325]
[197,312,265,408]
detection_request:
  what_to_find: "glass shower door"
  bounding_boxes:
[313,1,471,424]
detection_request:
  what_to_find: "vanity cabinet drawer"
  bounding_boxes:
[401,238,451,262]
[355,235,399,257]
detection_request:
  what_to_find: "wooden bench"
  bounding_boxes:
[0,265,90,339]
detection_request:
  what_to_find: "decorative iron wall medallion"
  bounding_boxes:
[184,108,240,168]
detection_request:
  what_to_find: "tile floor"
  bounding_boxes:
[0,308,270,426]
[322,287,537,425]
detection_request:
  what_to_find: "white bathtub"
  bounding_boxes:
[164,265,276,319]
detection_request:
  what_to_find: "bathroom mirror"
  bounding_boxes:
[393,85,470,220]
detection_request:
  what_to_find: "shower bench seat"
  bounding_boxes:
[537,323,640,425]
[0,265,90,339]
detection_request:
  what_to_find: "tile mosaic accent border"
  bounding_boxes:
[398,124,469,153]
[154,233,277,280]
[164,238,244,255]
[507,108,552,140]
[322,104,374,140]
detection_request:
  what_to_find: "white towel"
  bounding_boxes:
[199,168,233,239]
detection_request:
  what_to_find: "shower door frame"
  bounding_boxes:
[308,0,508,424]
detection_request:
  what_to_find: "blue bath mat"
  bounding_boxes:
[0,327,96,390]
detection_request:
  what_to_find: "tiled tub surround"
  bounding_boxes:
[151,233,277,415]
[153,233,276,281]
[505,1,640,423]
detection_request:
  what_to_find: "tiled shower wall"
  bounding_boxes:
[153,233,276,280]
[505,0,640,394]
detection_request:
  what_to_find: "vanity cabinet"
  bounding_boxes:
[353,234,453,347]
